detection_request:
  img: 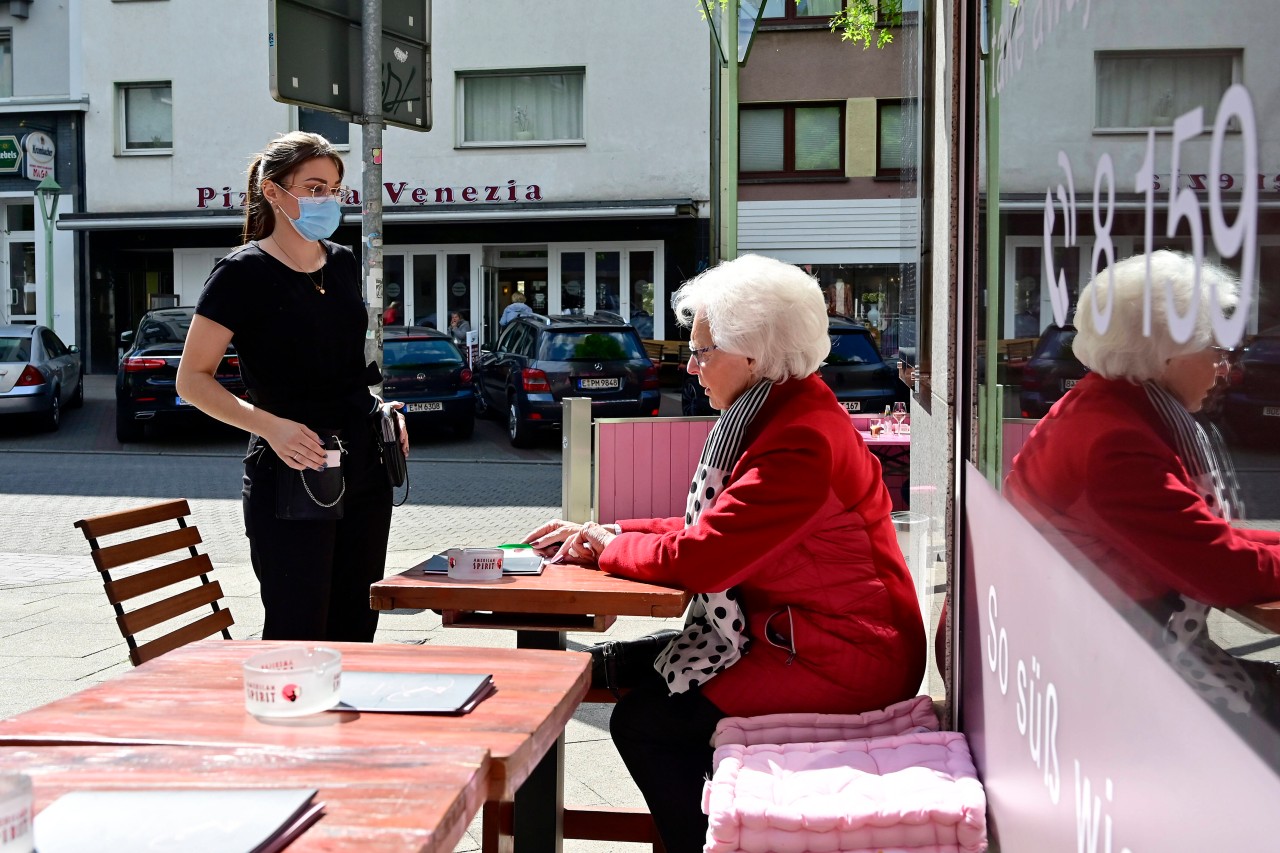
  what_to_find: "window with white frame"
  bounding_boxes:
[299,107,350,147]
[0,32,12,98]
[458,69,584,146]
[118,82,173,153]
[1094,50,1239,131]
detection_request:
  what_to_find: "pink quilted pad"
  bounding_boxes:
[711,695,939,748]
[703,730,987,853]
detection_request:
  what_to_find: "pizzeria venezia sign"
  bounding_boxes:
[196,179,543,209]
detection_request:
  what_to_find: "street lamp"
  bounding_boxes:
[35,174,61,328]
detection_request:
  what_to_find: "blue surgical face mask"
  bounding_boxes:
[282,192,342,241]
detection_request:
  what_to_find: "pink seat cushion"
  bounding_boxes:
[712,696,939,749]
[702,731,988,853]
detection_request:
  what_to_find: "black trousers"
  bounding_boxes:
[610,666,728,853]
[243,420,392,642]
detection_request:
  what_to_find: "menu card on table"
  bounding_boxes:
[337,671,496,715]
[33,788,322,853]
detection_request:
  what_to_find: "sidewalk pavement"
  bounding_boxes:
[0,374,680,853]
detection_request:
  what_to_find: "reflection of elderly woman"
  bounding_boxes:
[1006,250,1280,715]
[524,254,926,851]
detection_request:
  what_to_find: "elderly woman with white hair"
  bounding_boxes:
[1006,250,1280,718]
[523,254,926,852]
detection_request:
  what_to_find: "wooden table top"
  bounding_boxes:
[2,742,489,852]
[370,561,691,621]
[0,640,588,801]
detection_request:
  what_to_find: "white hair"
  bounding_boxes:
[672,254,830,381]
[1072,250,1239,381]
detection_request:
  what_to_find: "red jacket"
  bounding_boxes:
[1005,373,1280,609]
[598,374,926,717]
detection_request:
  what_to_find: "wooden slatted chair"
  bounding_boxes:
[73,499,234,666]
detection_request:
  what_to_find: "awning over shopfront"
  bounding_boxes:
[56,199,701,231]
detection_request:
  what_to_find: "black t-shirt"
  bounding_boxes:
[195,240,376,426]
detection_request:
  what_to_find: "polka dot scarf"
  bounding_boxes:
[1144,381,1252,714]
[655,379,773,694]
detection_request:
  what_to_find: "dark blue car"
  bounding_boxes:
[381,327,476,439]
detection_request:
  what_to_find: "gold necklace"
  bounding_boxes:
[271,237,326,294]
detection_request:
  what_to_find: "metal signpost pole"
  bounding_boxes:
[361,0,385,388]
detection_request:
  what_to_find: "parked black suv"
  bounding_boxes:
[475,313,660,447]
[682,315,909,415]
[116,306,245,442]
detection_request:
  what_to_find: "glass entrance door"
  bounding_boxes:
[7,241,35,323]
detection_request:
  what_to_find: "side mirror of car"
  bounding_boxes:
[481,340,495,353]
[119,330,134,348]
[68,344,80,353]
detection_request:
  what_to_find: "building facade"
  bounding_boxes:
[0,0,81,342]
[63,0,710,372]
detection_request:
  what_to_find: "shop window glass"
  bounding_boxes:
[460,69,584,145]
[595,252,620,314]
[6,203,34,233]
[382,255,406,329]
[762,0,842,20]
[446,254,471,336]
[973,1,1280,784]
[412,255,437,328]
[118,82,172,152]
[629,252,656,339]
[561,252,585,314]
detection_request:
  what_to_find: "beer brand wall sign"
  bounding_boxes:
[0,136,21,175]
[22,132,55,181]
[196,179,543,209]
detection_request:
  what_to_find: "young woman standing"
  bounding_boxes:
[177,131,406,642]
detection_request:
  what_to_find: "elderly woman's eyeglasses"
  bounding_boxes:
[280,182,349,200]
[688,344,719,367]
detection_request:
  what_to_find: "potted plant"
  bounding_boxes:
[513,105,533,141]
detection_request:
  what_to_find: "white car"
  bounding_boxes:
[0,324,84,431]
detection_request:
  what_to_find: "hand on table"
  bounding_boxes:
[522,519,618,567]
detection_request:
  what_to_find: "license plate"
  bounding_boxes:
[174,395,190,406]
[406,402,443,413]
[1063,379,1077,389]
[579,378,620,390]
[843,402,861,413]
[1265,407,1280,417]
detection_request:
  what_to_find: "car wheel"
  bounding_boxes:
[681,377,699,416]
[507,399,534,448]
[70,373,85,409]
[116,408,145,443]
[43,389,61,432]
[474,388,493,419]
[454,413,475,440]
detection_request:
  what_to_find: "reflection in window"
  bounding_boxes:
[383,255,406,329]
[460,69,584,144]
[1095,51,1238,130]
[118,82,173,152]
